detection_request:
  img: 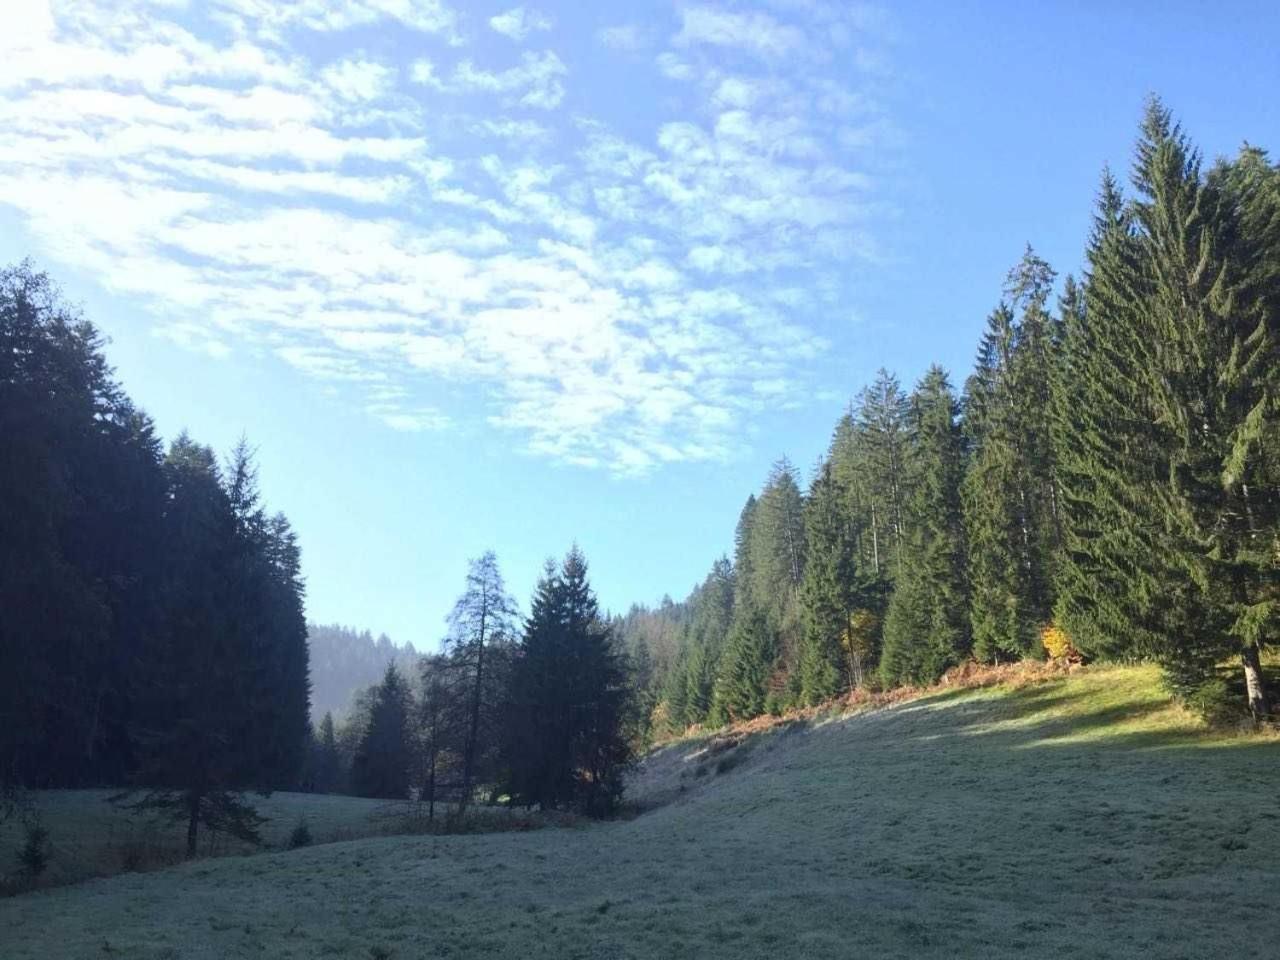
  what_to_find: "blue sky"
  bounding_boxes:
[3,1,1278,649]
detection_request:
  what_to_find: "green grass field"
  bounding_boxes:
[3,664,1279,959]
[0,790,398,890]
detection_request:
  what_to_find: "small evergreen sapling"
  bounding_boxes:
[17,818,50,880]
[288,818,312,849]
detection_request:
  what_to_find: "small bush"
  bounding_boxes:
[17,819,50,879]
[1041,623,1078,662]
[1184,677,1241,727]
[288,818,312,849]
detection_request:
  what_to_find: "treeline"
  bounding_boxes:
[309,550,633,817]
[0,263,310,851]
[622,101,1279,738]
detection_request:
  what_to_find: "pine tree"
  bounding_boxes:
[313,712,341,794]
[963,246,1063,662]
[1107,102,1278,710]
[712,611,777,721]
[797,462,859,704]
[854,370,912,578]
[1050,171,1163,662]
[881,367,969,686]
[127,436,269,856]
[745,459,806,698]
[504,548,632,815]
[350,663,414,800]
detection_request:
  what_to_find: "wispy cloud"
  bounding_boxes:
[489,6,552,42]
[0,0,898,475]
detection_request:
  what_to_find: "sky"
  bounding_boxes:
[3,1,1278,650]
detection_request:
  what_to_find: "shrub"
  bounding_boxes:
[1041,623,1078,661]
[1183,677,1241,727]
[288,818,312,849]
[17,819,50,879]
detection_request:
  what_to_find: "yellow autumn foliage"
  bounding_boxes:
[1041,623,1076,661]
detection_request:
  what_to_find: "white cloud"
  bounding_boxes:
[321,57,395,102]
[220,0,459,37]
[443,51,567,109]
[0,0,898,475]
[409,58,438,86]
[489,6,552,42]
[674,6,805,59]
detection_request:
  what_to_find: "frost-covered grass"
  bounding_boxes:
[4,664,1280,959]
[0,791,396,890]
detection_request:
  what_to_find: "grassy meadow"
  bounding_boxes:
[0,791,396,890]
[3,664,1279,959]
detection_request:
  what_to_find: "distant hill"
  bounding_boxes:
[307,623,420,721]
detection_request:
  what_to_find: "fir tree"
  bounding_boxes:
[505,548,632,815]
[881,367,969,686]
[350,663,414,800]
[313,712,341,794]
[712,611,777,721]
[797,462,859,704]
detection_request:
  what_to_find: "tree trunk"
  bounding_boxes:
[185,791,200,858]
[870,503,880,574]
[1242,643,1268,720]
[426,746,436,822]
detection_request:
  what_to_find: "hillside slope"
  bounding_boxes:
[4,665,1279,959]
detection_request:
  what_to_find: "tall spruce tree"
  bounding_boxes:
[312,712,341,794]
[745,459,807,700]
[797,462,859,704]
[350,663,414,800]
[881,367,969,686]
[1050,171,1164,662]
[504,548,631,815]
[963,247,1063,662]
[1087,101,1278,712]
[712,611,778,721]
[127,437,270,855]
[854,370,912,578]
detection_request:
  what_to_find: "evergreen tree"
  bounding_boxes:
[1063,101,1280,712]
[127,437,269,856]
[1049,171,1163,662]
[313,712,341,794]
[963,247,1063,662]
[854,370,912,578]
[0,262,166,789]
[350,663,414,800]
[504,548,632,815]
[745,459,806,698]
[797,462,859,704]
[712,612,777,721]
[881,367,969,686]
